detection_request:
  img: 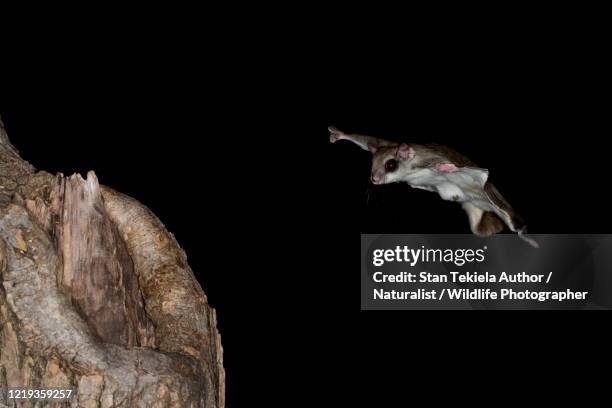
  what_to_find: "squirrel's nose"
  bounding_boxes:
[371,173,382,184]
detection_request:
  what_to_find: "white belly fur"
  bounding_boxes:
[406,167,490,204]
[436,182,465,201]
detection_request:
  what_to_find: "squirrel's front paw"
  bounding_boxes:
[435,162,458,173]
[328,126,344,143]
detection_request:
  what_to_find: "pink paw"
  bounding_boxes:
[435,163,458,173]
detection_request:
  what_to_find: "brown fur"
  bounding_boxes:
[422,144,476,167]
[476,211,505,236]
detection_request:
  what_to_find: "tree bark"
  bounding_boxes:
[0,117,224,407]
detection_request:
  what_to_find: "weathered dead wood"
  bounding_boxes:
[51,172,155,348]
[0,117,224,407]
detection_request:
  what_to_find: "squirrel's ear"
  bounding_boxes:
[367,142,379,154]
[398,143,414,160]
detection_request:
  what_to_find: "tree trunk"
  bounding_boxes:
[0,117,224,407]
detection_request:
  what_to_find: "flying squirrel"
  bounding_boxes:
[329,126,538,248]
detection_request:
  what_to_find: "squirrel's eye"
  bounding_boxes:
[385,159,398,172]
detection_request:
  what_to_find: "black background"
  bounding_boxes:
[1,16,607,405]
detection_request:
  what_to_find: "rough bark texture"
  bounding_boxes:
[0,117,224,407]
